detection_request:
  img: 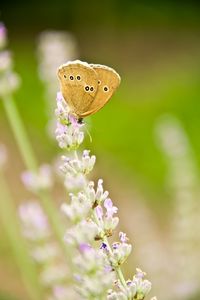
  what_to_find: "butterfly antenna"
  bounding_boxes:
[86,128,93,143]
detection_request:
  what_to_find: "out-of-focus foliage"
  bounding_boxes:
[0,293,18,300]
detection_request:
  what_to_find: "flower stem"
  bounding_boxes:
[115,265,128,288]
[0,169,43,300]
[3,93,38,171]
[74,150,79,161]
[2,93,70,260]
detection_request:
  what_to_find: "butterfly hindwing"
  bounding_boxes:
[79,64,121,117]
[57,60,98,116]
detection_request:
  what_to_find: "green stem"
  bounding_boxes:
[74,150,79,161]
[115,265,128,288]
[3,93,37,171]
[0,169,43,300]
[2,93,70,260]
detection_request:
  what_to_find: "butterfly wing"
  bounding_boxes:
[79,64,121,117]
[57,60,98,117]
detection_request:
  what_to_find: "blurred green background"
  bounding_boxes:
[0,0,200,299]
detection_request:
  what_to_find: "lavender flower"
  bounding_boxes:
[40,264,69,286]
[55,90,153,299]
[109,234,132,267]
[48,285,80,300]
[31,243,60,263]
[19,201,70,298]
[108,269,152,300]
[64,220,99,246]
[21,164,53,192]
[55,93,84,150]
[19,201,51,240]
[60,150,96,176]
[0,22,20,96]
[0,50,12,72]
[95,201,119,240]
[37,30,79,137]
[156,115,200,299]
[38,31,78,86]
[0,23,7,49]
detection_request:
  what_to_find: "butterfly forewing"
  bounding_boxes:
[57,60,98,116]
[79,64,121,117]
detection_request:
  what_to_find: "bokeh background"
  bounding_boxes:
[0,0,200,299]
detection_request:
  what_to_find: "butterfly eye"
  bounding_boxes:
[103,86,109,92]
[69,75,74,80]
[63,74,67,79]
[85,85,90,92]
[98,80,101,85]
[90,86,94,92]
[77,75,81,80]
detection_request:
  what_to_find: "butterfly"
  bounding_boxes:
[57,60,121,119]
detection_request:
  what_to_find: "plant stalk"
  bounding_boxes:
[2,93,69,259]
[0,168,43,300]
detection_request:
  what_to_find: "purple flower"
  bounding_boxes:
[56,91,63,103]
[69,113,84,129]
[127,280,132,286]
[112,242,120,250]
[74,273,82,282]
[0,51,12,72]
[96,205,103,220]
[0,23,6,48]
[56,122,66,135]
[104,265,112,273]
[21,164,53,191]
[69,114,78,125]
[21,171,34,187]
[19,202,50,240]
[79,243,92,253]
[55,95,85,150]
[100,242,108,250]
[104,198,118,218]
[135,268,146,279]
[119,232,128,243]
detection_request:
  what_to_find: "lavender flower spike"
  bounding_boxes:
[55,88,155,299]
[0,23,20,96]
[19,201,70,299]
[0,23,7,49]
[21,164,53,192]
[55,93,84,150]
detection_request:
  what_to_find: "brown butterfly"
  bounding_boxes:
[57,60,121,118]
